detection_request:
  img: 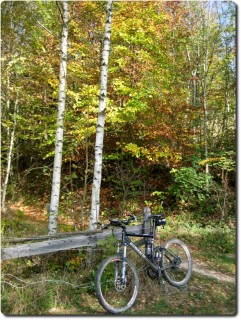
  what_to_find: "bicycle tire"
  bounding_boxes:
[95,254,139,314]
[161,238,192,287]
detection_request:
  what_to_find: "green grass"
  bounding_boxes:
[1,266,236,316]
[157,214,236,275]
[2,208,48,238]
[127,273,236,316]
[1,213,236,315]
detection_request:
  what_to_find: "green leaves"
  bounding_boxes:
[1,0,236,222]
[199,151,235,173]
[170,167,213,202]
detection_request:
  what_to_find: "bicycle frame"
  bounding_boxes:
[95,215,192,314]
[96,216,192,314]
[118,223,160,274]
[117,222,180,279]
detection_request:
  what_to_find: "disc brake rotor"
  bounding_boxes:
[115,277,126,292]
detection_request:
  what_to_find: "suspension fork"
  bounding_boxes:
[121,243,127,283]
[118,230,128,284]
[115,236,127,284]
[114,243,121,280]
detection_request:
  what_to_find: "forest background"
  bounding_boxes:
[1,0,237,315]
[1,0,236,229]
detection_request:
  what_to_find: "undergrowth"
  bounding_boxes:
[1,212,236,315]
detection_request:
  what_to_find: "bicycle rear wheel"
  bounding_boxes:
[161,238,192,287]
[95,255,139,314]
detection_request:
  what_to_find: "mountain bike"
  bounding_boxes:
[95,214,192,314]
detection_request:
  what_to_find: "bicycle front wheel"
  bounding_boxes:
[95,255,139,314]
[162,238,192,287]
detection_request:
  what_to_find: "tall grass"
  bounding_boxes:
[1,214,236,315]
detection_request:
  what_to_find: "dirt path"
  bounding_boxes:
[192,262,235,284]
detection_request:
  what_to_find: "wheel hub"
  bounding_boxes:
[172,256,182,269]
[115,277,126,292]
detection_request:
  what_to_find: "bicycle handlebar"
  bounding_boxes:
[101,213,165,230]
[102,214,137,230]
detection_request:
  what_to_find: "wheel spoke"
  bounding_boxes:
[96,256,139,313]
[162,239,192,287]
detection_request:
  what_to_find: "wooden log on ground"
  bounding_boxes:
[2,230,102,244]
[1,224,142,261]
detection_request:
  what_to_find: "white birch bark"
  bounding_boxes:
[1,96,18,214]
[48,0,68,234]
[89,0,113,230]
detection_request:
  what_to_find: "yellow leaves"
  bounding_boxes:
[123,143,141,158]
[47,78,58,88]
[199,157,225,166]
[112,78,131,95]
[199,155,235,172]
[122,143,182,164]
[27,259,34,267]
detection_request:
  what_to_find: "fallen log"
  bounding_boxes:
[1,224,143,260]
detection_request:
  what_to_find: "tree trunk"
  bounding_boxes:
[1,97,18,215]
[48,0,68,234]
[89,0,113,230]
[202,3,211,176]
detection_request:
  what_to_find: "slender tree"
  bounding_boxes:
[185,1,221,172]
[89,0,113,229]
[48,0,69,234]
[201,2,212,175]
[1,96,18,214]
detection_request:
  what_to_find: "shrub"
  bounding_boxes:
[169,165,235,219]
[170,167,213,204]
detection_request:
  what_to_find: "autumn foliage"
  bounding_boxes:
[1,1,236,228]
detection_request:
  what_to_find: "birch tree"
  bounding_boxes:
[48,0,69,234]
[1,1,23,214]
[1,96,18,215]
[89,0,113,230]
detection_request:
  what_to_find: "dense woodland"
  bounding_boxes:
[1,0,237,316]
[1,0,236,234]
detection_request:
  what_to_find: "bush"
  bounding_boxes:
[169,166,235,218]
[170,167,213,208]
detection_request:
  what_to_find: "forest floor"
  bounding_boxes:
[1,201,237,316]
